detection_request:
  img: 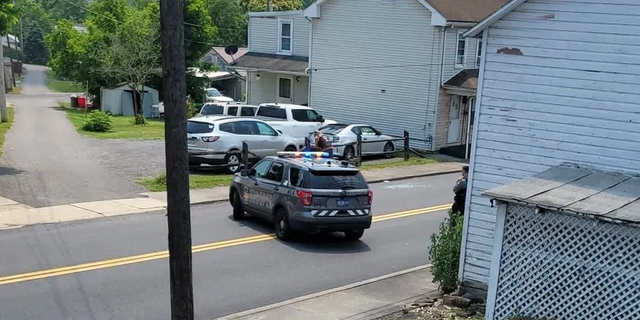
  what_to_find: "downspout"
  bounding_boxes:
[431,25,447,151]
[306,16,313,107]
[465,97,472,159]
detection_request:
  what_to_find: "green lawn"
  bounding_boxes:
[46,70,86,93]
[60,102,165,140]
[138,155,441,192]
[0,107,15,157]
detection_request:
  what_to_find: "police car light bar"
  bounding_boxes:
[277,151,330,159]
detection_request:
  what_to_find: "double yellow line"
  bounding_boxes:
[0,204,449,286]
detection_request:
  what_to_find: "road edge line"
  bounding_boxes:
[214,264,431,320]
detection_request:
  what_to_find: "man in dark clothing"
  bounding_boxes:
[451,165,469,215]
[312,131,333,157]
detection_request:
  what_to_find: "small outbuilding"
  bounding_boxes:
[482,163,640,320]
[100,83,159,117]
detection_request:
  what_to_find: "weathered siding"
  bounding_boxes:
[246,72,308,105]
[461,0,640,290]
[249,14,310,57]
[442,28,481,82]
[309,0,441,150]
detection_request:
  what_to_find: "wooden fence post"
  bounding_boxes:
[356,134,363,167]
[242,141,249,168]
[404,130,410,161]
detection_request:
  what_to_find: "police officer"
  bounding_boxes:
[451,165,469,215]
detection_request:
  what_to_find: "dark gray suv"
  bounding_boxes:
[229,152,373,241]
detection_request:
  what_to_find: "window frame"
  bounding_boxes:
[277,18,293,55]
[475,38,483,68]
[455,30,467,69]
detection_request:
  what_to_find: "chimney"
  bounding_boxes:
[267,0,273,11]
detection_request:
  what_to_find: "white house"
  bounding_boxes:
[303,0,509,152]
[458,0,640,299]
[198,47,249,101]
[230,11,310,106]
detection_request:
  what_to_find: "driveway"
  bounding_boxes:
[0,65,158,207]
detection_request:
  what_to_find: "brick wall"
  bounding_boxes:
[434,87,475,151]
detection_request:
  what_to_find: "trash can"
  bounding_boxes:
[70,95,78,108]
[77,96,86,109]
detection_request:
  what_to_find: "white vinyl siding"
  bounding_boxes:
[309,0,442,150]
[442,28,480,82]
[278,19,293,55]
[460,0,640,289]
[246,72,308,105]
[248,14,309,57]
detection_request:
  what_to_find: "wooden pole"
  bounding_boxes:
[0,29,7,123]
[160,0,193,319]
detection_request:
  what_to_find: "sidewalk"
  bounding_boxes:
[0,161,463,230]
[216,265,438,320]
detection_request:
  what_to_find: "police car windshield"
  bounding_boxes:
[308,170,367,189]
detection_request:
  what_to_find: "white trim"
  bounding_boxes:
[277,74,294,102]
[442,86,476,97]
[475,38,483,68]
[248,10,303,17]
[303,0,447,26]
[307,17,314,107]
[485,202,507,320]
[454,29,467,69]
[277,18,293,55]
[457,28,489,285]
[464,0,525,38]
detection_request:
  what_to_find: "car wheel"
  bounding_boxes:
[344,229,364,240]
[284,145,297,152]
[383,142,395,159]
[224,151,242,174]
[232,191,245,220]
[343,146,355,160]
[274,208,293,241]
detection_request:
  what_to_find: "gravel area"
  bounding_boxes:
[88,139,166,181]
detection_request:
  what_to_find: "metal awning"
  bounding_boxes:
[229,52,308,75]
[483,163,640,224]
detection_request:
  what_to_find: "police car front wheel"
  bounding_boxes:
[274,209,293,241]
[232,191,245,220]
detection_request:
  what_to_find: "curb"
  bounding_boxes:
[215,264,431,320]
[366,169,460,184]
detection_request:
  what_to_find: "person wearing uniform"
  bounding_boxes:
[313,131,334,157]
[451,165,469,215]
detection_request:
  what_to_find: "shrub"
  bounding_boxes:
[186,100,199,118]
[428,210,464,293]
[82,111,113,132]
[132,113,147,125]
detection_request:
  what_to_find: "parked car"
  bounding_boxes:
[229,152,373,241]
[254,103,337,147]
[205,88,234,103]
[187,116,298,173]
[319,124,397,160]
[199,103,257,117]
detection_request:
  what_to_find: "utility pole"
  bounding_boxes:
[159,0,193,319]
[0,29,7,123]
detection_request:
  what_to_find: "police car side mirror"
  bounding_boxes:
[240,169,248,177]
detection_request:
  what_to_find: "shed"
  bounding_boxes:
[482,163,640,320]
[100,84,159,117]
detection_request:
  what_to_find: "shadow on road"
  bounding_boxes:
[228,214,372,254]
[0,166,24,176]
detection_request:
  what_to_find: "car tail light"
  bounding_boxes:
[368,190,373,204]
[297,190,313,206]
[332,136,340,143]
[201,136,220,142]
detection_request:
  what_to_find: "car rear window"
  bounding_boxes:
[241,107,257,116]
[201,104,224,115]
[320,125,347,135]
[187,121,214,134]
[257,106,286,119]
[308,170,368,189]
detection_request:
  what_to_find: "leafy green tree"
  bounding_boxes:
[39,0,86,22]
[208,0,247,46]
[15,0,54,64]
[0,0,18,34]
[244,0,303,11]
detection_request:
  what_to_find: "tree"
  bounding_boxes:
[15,0,54,65]
[39,0,87,22]
[102,8,161,124]
[208,0,247,47]
[0,0,18,123]
[242,0,303,11]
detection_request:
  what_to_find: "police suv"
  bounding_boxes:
[229,152,373,241]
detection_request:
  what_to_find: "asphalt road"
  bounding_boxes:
[0,65,146,207]
[0,174,456,320]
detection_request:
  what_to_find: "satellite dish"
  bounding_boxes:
[225,45,239,56]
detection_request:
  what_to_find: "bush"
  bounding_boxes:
[82,111,113,132]
[132,113,147,125]
[428,210,464,293]
[186,100,199,118]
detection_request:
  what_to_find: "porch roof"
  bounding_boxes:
[483,163,640,225]
[230,52,308,74]
[444,69,478,90]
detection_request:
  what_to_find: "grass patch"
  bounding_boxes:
[361,155,439,170]
[60,102,165,140]
[0,107,15,158]
[138,173,234,192]
[46,70,86,93]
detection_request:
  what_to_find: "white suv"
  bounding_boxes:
[187,117,298,173]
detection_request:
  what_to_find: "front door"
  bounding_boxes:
[277,75,294,103]
[447,95,461,144]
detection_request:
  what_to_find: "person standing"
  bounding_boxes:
[452,165,469,215]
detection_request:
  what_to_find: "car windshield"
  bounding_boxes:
[320,125,347,135]
[308,170,368,189]
[206,88,222,97]
[187,121,215,134]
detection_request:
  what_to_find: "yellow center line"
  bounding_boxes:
[0,204,449,286]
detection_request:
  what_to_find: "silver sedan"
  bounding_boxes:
[319,124,397,159]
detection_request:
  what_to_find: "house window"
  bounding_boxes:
[278,19,293,54]
[278,77,292,99]
[455,31,466,68]
[476,39,483,68]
